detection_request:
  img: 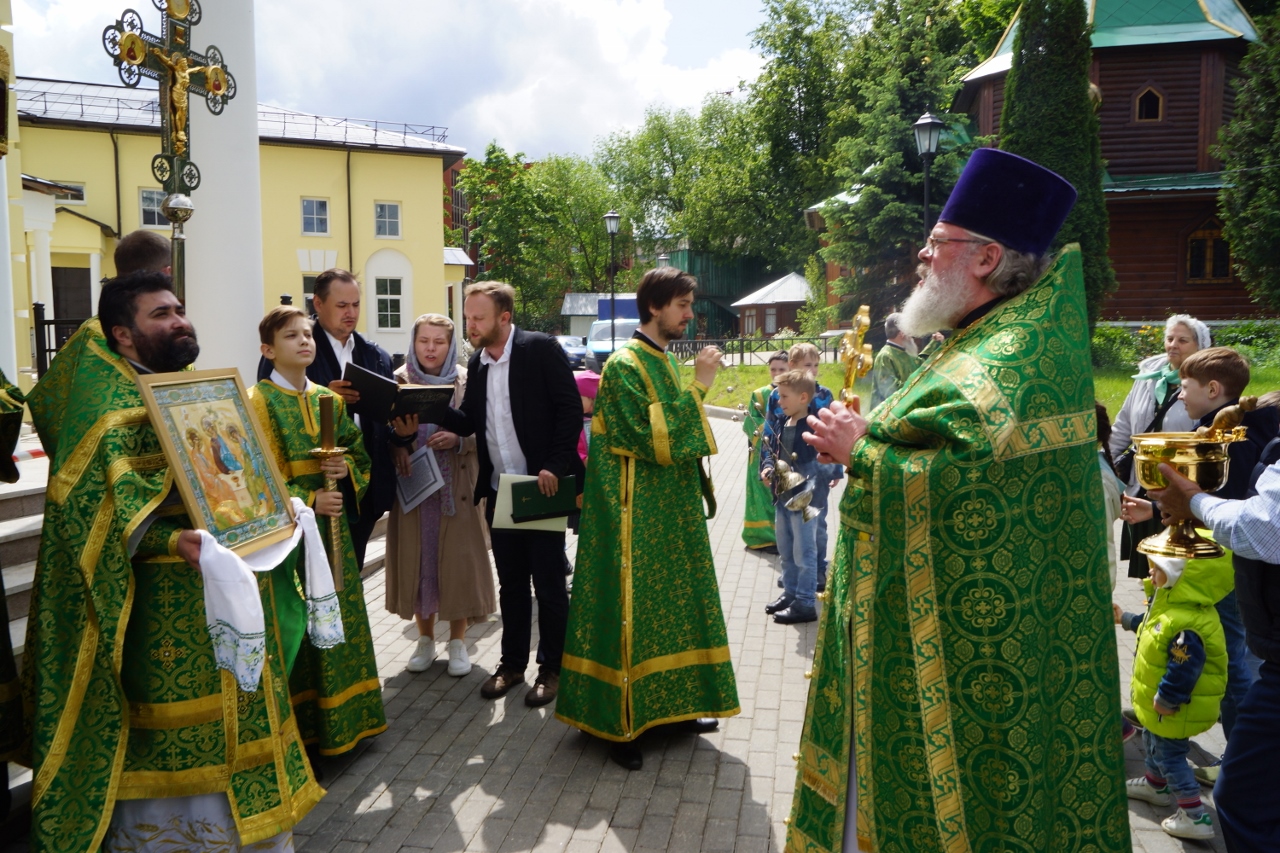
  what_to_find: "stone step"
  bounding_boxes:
[0,484,44,523]
[0,516,42,568]
[3,560,35,627]
[9,615,25,662]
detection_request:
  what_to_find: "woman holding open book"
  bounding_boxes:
[385,313,495,677]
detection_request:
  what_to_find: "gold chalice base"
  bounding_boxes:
[1131,431,1243,560]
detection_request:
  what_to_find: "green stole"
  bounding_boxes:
[786,247,1131,853]
[23,321,320,852]
[556,337,740,741]
[742,384,777,547]
[250,379,385,756]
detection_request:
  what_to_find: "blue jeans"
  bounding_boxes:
[776,506,818,609]
[816,501,829,580]
[1216,660,1280,851]
[1143,729,1199,803]
[1216,590,1262,739]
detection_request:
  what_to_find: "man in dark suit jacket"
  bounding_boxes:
[442,281,583,707]
[257,269,395,570]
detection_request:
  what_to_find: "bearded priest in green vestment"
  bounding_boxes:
[21,273,320,853]
[787,150,1130,853]
[556,268,740,772]
[251,306,386,757]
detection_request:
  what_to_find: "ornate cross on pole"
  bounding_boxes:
[103,0,236,299]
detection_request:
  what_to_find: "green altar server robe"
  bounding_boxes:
[557,336,740,741]
[250,378,386,756]
[0,369,25,764]
[786,247,1130,853]
[742,384,777,549]
[22,321,320,853]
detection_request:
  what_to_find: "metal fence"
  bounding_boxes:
[32,303,89,378]
[667,335,844,366]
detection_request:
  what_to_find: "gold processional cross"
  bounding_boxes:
[103,0,236,299]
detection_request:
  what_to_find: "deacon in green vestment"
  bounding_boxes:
[0,369,25,768]
[250,376,386,756]
[787,151,1129,853]
[21,274,320,853]
[557,267,739,771]
[742,381,779,549]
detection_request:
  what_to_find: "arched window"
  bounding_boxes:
[1187,219,1232,284]
[1135,87,1163,122]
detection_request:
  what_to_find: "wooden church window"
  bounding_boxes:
[1187,220,1231,284]
[1135,87,1163,122]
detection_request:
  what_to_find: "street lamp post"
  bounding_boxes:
[604,209,621,354]
[913,112,946,244]
[656,253,669,268]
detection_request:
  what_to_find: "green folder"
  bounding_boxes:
[510,476,578,522]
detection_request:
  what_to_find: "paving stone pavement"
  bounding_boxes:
[0,415,1234,852]
[297,414,1233,853]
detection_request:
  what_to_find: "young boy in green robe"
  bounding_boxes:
[741,351,789,552]
[251,306,387,757]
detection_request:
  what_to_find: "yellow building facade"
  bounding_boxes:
[9,76,467,385]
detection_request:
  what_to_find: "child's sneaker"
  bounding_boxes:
[1126,776,1173,806]
[1162,808,1214,840]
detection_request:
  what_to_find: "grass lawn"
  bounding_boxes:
[684,364,1280,417]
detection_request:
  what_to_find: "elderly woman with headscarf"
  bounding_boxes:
[386,314,495,676]
[1109,314,1210,579]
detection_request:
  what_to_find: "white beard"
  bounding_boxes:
[898,264,971,336]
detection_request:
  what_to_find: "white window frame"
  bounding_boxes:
[375,277,403,330]
[765,306,778,334]
[140,188,167,228]
[742,309,757,336]
[56,182,86,205]
[302,198,329,235]
[375,202,401,239]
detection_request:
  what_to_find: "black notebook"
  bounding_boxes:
[342,362,454,424]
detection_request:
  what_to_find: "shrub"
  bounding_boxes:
[1091,325,1139,369]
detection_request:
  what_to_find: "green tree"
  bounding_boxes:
[528,154,624,294]
[955,0,1021,60]
[1218,12,1280,311]
[819,0,970,321]
[1001,0,1115,326]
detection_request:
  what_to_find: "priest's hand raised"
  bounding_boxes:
[694,346,722,389]
[803,401,868,467]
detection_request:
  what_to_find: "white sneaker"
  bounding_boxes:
[407,635,436,673]
[447,639,471,676]
[1126,776,1173,806]
[1162,808,1214,839]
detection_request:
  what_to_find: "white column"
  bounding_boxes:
[0,161,15,379]
[183,0,264,381]
[89,251,102,315]
[30,228,52,310]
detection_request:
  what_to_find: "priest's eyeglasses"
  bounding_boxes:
[924,236,989,253]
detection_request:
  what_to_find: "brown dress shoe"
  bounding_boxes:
[480,666,525,699]
[524,670,559,707]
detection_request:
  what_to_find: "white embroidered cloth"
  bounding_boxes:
[199,498,344,692]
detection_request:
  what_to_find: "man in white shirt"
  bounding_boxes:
[446,282,584,708]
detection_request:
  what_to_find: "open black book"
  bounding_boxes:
[341,362,454,424]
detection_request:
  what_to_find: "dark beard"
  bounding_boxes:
[134,326,200,372]
[660,319,686,341]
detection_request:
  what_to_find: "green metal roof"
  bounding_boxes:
[1102,172,1226,192]
[964,0,1256,84]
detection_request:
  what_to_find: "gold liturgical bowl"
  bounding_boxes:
[1132,428,1246,559]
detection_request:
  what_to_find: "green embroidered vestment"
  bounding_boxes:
[786,247,1130,853]
[250,380,386,756]
[742,384,777,549]
[22,321,320,853]
[556,338,740,741]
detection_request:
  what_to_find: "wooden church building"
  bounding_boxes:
[955,0,1268,321]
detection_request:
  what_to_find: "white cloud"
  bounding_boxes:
[13,0,763,159]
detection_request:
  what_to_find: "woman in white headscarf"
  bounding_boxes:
[1110,314,1210,578]
[385,314,495,676]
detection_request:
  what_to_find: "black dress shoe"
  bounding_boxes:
[773,604,818,624]
[610,741,643,771]
[764,593,794,615]
[672,717,719,734]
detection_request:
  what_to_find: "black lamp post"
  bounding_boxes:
[912,112,946,244]
[604,209,621,350]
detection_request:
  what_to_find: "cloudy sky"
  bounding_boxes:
[13,0,767,159]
